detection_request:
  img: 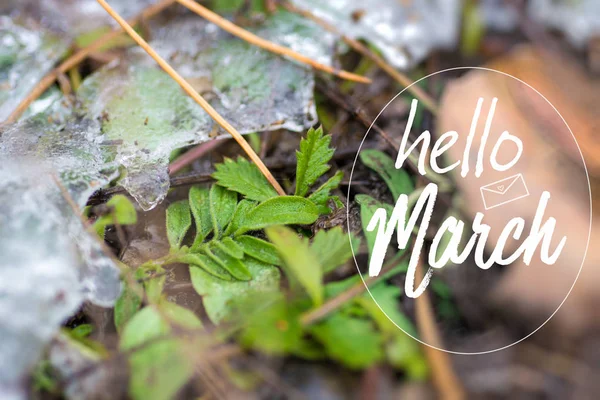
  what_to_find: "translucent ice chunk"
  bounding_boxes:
[0,162,121,400]
[290,0,461,69]
[0,16,69,121]
[529,0,600,48]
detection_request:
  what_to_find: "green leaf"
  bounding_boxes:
[120,306,200,400]
[114,286,142,333]
[209,185,237,238]
[213,157,279,202]
[295,126,335,196]
[356,284,426,378]
[355,194,394,258]
[93,194,138,237]
[107,194,137,224]
[206,246,252,281]
[190,258,281,324]
[144,265,166,304]
[308,170,343,212]
[360,149,414,199]
[265,226,323,305]
[235,235,281,265]
[238,293,303,355]
[175,253,232,281]
[236,196,320,235]
[310,227,360,274]
[214,237,244,259]
[160,300,203,330]
[310,313,384,369]
[357,284,417,338]
[166,200,192,250]
[223,199,256,237]
[189,186,213,245]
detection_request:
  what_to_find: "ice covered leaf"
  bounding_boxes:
[190,258,281,324]
[77,59,212,210]
[529,0,600,48]
[76,11,320,210]
[0,16,69,121]
[0,162,121,399]
[149,12,318,132]
[0,103,118,207]
[291,0,460,69]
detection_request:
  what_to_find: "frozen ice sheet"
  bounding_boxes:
[0,16,69,121]
[291,0,460,69]
[0,162,121,400]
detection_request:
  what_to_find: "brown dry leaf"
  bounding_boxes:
[438,45,599,335]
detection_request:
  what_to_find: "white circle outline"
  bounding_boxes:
[345,66,593,355]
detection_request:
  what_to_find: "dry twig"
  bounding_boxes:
[97,0,286,196]
[414,259,465,400]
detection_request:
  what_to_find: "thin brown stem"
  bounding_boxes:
[414,259,465,400]
[97,0,286,196]
[169,139,225,175]
[282,1,438,113]
[3,0,177,124]
[177,0,370,84]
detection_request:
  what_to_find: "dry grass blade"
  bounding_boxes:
[96,0,286,196]
[414,259,465,399]
[176,0,371,84]
[3,0,177,124]
[282,1,438,114]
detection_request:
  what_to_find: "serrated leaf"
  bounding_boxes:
[308,170,343,212]
[236,235,281,265]
[236,196,320,235]
[214,237,244,259]
[209,185,237,239]
[213,157,279,202]
[166,200,191,250]
[309,313,384,369]
[176,253,232,281]
[190,258,281,324]
[311,227,360,274]
[265,226,323,305]
[189,186,213,245]
[206,246,252,281]
[360,149,414,199]
[120,305,201,400]
[224,199,256,237]
[295,126,335,197]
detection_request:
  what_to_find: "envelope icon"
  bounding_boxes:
[480,174,529,210]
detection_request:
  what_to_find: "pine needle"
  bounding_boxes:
[176,0,371,84]
[96,0,286,196]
